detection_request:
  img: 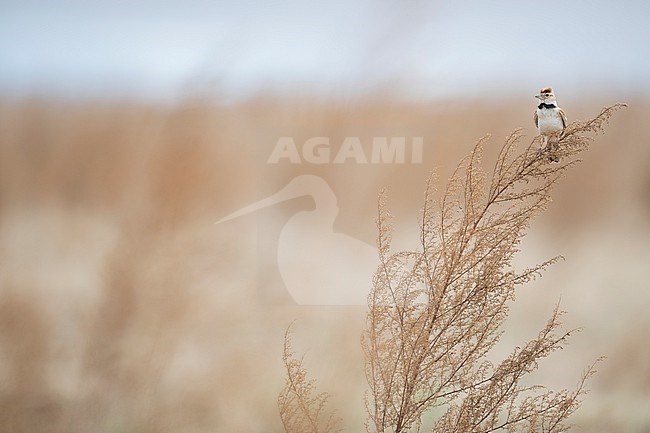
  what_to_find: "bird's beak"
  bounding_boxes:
[216,190,293,224]
[534,94,542,100]
[216,181,306,224]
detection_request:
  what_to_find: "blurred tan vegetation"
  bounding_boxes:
[0,96,648,433]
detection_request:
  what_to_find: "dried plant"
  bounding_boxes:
[279,325,343,433]
[362,104,626,433]
[278,104,626,433]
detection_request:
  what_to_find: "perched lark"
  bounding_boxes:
[534,87,567,162]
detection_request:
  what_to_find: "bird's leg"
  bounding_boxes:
[538,135,549,159]
[548,135,560,162]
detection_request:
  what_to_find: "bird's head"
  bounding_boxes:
[535,87,557,104]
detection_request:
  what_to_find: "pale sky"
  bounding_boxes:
[1,0,649,101]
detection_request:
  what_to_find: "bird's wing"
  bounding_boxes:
[559,107,568,129]
[533,110,538,128]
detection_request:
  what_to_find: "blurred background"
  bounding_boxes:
[1,0,649,432]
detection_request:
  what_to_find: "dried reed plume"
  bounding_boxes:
[280,104,626,433]
[279,325,343,433]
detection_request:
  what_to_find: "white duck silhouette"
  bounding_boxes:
[217,175,377,305]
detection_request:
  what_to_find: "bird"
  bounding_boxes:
[216,175,377,306]
[534,87,567,162]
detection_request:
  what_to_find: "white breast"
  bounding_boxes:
[537,108,564,135]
